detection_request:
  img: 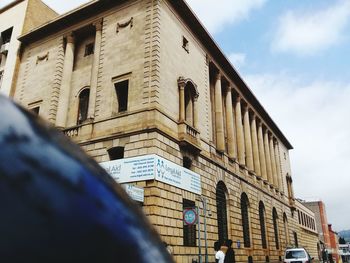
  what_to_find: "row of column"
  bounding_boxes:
[56,20,102,128]
[213,72,283,191]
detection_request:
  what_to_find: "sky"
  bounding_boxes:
[1,0,349,231]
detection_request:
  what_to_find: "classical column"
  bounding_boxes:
[269,135,278,188]
[225,86,236,159]
[215,72,225,152]
[264,129,273,185]
[193,96,199,129]
[87,20,103,120]
[179,83,185,122]
[258,122,267,181]
[243,106,254,170]
[56,34,75,128]
[251,114,261,176]
[235,96,245,165]
[274,140,283,191]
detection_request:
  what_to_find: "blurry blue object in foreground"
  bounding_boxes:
[0,95,173,263]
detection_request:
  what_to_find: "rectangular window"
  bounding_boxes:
[183,199,196,246]
[115,80,129,112]
[1,27,13,44]
[182,36,189,53]
[84,43,94,57]
[31,106,40,115]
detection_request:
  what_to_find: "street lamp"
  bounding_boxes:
[197,196,210,263]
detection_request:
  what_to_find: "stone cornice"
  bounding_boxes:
[17,0,293,150]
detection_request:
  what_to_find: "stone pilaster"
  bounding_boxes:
[225,86,236,159]
[56,33,75,128]
[215,72,225,152]
[87,20,103,120]
[251,114,261,176]
[235,96,245,165]
[243,105,254,170]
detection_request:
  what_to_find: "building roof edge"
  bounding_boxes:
[17,0,293,149]
[0,0,26,14]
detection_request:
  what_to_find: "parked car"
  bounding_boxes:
[284,248,314,263]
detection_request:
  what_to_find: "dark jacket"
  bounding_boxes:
[224,247,235,263]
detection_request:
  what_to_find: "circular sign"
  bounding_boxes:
[183,208,198,225]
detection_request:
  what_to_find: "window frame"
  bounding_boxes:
[112,73,131,114]
[77,88,90,124]
[183,198,196,247]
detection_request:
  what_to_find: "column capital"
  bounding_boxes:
[251,112,256,120]
[177,76,186,89]
[226,85,233,92]
[243,104,250,113]
[93,20,103,31]
[215,72,222,80]
[65,33,75,44]
[236,95,242,103]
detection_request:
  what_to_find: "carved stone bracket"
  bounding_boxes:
[116,17,133,33]
[36,52,49,64]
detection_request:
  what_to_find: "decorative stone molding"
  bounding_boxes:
[36,52,49,64]
[116,17,133,33]
[177,76,199,98]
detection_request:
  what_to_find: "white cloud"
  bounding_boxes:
[272,1,350,55]
[245,72,350,230]
[228,52,246,69]
[186,0,267,34]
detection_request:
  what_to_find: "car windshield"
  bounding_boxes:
[286,250,306,259]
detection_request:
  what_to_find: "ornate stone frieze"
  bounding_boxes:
[116,17,133,33]
[36,52,49,64]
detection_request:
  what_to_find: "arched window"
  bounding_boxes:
[178,77,199,128]
[216,181,228,244]
[259,201,267,249]
[77,88,90,124]
[273,208,280,249]
[283,213,289,246]
[184,83,196,126]
[241,193,251,247]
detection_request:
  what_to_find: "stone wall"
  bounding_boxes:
[11,0,309,262]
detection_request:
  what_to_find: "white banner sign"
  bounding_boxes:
[100,154,201,194]
[122,184,144,203]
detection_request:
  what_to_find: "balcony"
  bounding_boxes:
[0,43,9,55]
[178,122,201,152]
[63,126,80,138]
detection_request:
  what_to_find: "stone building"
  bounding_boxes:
[303,200,331,251]
[328,224,340,263]
[295,200,320,260]
[0,0,57,96]
[12,0,318,262]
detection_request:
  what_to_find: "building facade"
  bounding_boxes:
[12,0,316,262]
[329,224,340,263]
[303,201,331,253]
[295,200,320,260]
[0,0,57,96]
